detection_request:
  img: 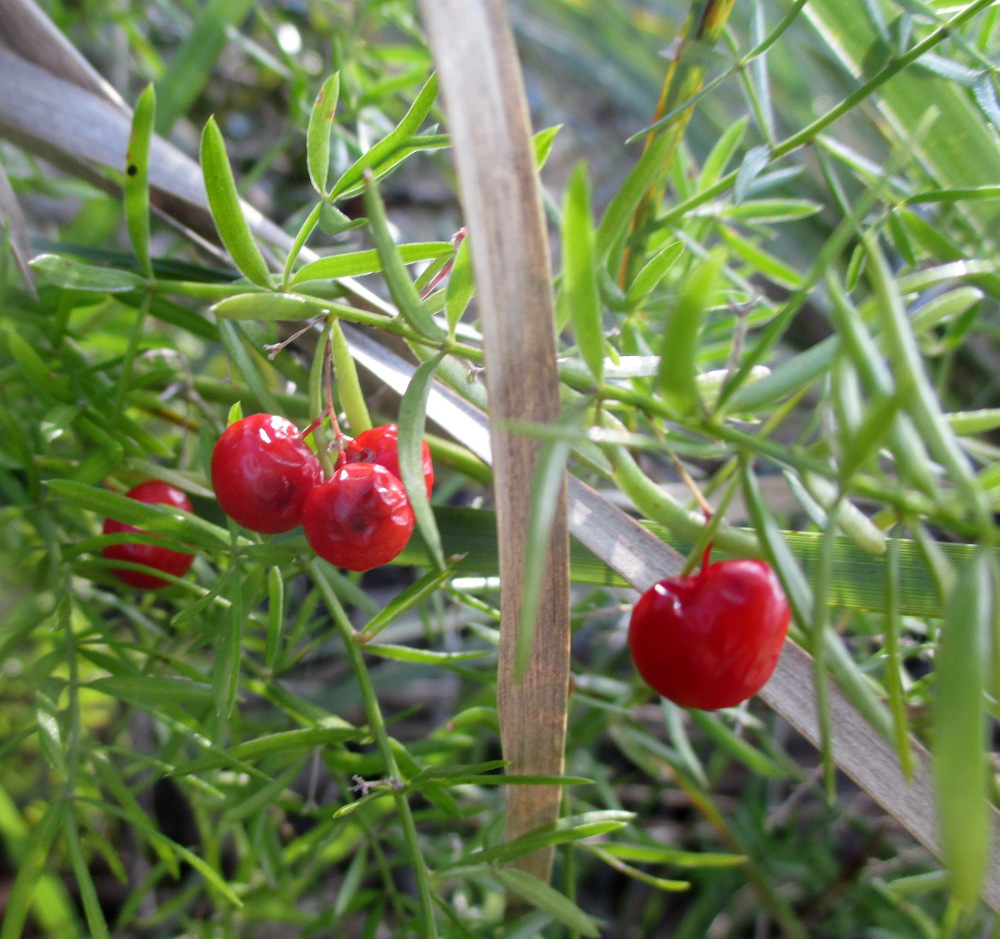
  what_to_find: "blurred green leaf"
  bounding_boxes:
[360,563,458,641]
[307,73,340,196]
[560,162,604,382]
[154,0,256,133]
[332,317,373,435]
[444,234,475,338]
[657,249,723,416]
[30,254,144,292]
[397,352,446,569]
[933,549,993,908]
[496,867,602,935]
[532,125,562,169]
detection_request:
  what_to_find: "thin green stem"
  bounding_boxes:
[309,560,438,938]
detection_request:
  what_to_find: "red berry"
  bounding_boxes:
[302,462,415,571]
[628,558,790,710]
[345,424,434,497]
[102,480,196,590]
[211,413,322,533]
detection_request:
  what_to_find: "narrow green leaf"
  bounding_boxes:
[281,202,323,288]
[698,116,747,187]
[883,533,914,779]
[363,643,488,664]
[947,408,1000,435]
[61,804,109,939]
[200,117,272,288]
[290,242,453,287]
[6,329,54,390]
[713,198,822,222]
[972,73,1000,135]
[30,253,144,292]
[330,74,440,200]
[361,564,457,641]
[153,0,255,131]
[910,286,984,335]
[596,121,678,263]
[364,175,445,341]
[212,553,244,742]
[494,868,602,937]
[444,235,475,338]
[624,240,685,308]
[582,845,690,892]
[176,725,361,776]
[864,233,988,519]
[87,676,214,710]
[688,710,784,778]
[595,841,744,868]
[933,549,992,908]
[561,163,604,382]
[717,225,801,289]
[124,84,155,277]
[657,249,723,416]
[448,812,631,871]
[397,353,446,568]
[307,73,340,196]
[532,125,562,169]
[837,391,901,487]
[734,144,771,204]
[331,318,372,435]
[904,185,1000,206]
[34,689,65,775]
[264,566,284,673]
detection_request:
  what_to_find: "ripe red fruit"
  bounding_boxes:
[102,480,196,590]
[211,413,322,533]
[344,424,434,497]
[302,462,415,571]
[628,558,791,710]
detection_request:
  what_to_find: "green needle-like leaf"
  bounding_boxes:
[200,117,272,288]
[307,73,340,196]
[933,549,993,908]
[560,163,603,382]
[124,84,155,278]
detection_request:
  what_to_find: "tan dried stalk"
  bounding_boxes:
[416,0,572,886]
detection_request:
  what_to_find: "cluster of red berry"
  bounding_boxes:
[627,549,791,711]
[100,413,433,589]
[211,413,432,571]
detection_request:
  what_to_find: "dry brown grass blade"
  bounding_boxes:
[0,0,125,107]
[416,0,572,886]
[3,7,999,911]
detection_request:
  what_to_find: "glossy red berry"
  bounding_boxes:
[628,558,791,710]
[302,462,415,571]
[345,424,434,497]
[102,480,196,590]
[211,413,322,533]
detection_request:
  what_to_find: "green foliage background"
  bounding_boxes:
[2,0,1000,936]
